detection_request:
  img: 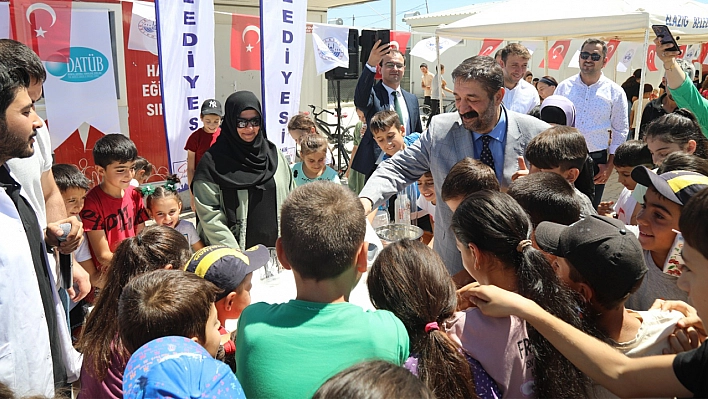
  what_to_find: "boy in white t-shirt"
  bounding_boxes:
[598,140,653,225]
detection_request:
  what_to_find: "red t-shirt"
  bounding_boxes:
[184,127,221,168]
[80,185,149,270]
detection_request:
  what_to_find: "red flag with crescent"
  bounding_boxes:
[606,39,620,62]
[647,44,658,71]
[539,40,571,70]
[478,39,503,56]
[231,13,261,71]
[390,31,411,54]
[11,0,72,62]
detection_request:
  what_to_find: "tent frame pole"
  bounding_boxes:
[634,28,650,140]
[435,35,442,114]
[544,39,549,75]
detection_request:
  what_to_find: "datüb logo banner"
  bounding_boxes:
[311,23,349,75]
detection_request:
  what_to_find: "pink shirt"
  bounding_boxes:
[447,309,534,398]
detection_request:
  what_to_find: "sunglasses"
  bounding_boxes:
[579,52,602,61]
[236,117,261,128]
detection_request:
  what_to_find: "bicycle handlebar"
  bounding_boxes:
[308,104,334,116]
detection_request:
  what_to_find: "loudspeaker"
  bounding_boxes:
[325,29,359,80]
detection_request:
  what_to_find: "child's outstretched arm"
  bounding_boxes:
[192,240,205,252]
[463,284,693,398]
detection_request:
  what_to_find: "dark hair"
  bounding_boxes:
[645,109,708,160]
[52,164,90,192]
[451,191,590,398]
[0,67,30,139]
[92,134,138,169]
[440,157,499,202]
[633,69,642,79]
[79,226,192,378]
[613,140,653,168]
[643,83,654,94]
[143,175,182,210]
[680,187,708,260]
[280,181,365,280]
[538,76,558,87]
[420,63,428,68]
[507,172,581,227]
[656,152,708,176]
[368,240,476,398]
[526,126,588,171]
[287,113,316,131]
[451,56,504,100]
[369,110,402,134]
[0,39,46,83]
[580,38,607,58]
[299,133,329,157]
[566,261,643,311]
[313,360,434,399]
[134,156,153,175]
[501,43,531,62]
[118,269,220,354]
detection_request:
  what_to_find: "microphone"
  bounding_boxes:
[56,223,73,290]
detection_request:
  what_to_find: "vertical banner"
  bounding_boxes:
[155,0,215,189]
[41,9,120,152]
[260,0,307,154]
[128,1,158,56]
[0,3,9,39]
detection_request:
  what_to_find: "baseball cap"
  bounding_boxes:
[201,99,223,117]
[186,245,269,301]
[535,215,647,303]
[631,167,708,206]
[123,336,245,399]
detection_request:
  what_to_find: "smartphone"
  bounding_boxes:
[360,29,391,64]
[375,29,391,49]
[652,25,682,54]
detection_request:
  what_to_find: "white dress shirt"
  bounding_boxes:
[502,79,540,115]
[556,73,629,154]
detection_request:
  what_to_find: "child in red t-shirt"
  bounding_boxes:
[80,134,149,287]
[185,99,223,210]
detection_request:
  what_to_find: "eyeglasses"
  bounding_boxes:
[579,52,602,61]
[384,62,405,69]
[236,117,261,128]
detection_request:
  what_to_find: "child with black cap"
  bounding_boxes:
[626,167,708,310]
[185,99,223,209]
[186,244,269,372]
[535,215,686,398]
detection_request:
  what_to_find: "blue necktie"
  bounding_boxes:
[480,135,495,170]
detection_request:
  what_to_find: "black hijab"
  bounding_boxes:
[194,91,279,189]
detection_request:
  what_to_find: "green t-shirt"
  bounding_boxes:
[235,300,410,399]
[672,73,708,138]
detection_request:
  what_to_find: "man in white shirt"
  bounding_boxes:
[420,62,434,108]
[500,43,540,115]
[556,38,629,209]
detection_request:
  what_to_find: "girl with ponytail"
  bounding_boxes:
[367,239,498,399]
[449,190,591,398]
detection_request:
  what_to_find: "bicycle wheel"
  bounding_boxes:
[419,104,431,130]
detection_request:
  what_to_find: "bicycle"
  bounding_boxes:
[308,104,356,177]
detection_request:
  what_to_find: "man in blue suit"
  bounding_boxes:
[353,40,422,179]
[360,56,549,285]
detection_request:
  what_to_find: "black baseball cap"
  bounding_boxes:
[200,99,223,117]
[631,167,708,206]
[186,245,268,301]
[535,215,647,303]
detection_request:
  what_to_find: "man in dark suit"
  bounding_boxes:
[353,40,422,179]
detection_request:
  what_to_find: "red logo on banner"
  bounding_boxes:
[11,0,72,62]
[390,31,411,54]
[647,45,658,71]
[702,43,708,64]
[479,39,503,56]
[606,39,620,62]
[231,14,261,71]
[539,40,571,70]
[678,45,688,59]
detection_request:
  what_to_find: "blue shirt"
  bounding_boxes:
[472,109,507,182]
[382,132,422,161]
[291,163,340,187]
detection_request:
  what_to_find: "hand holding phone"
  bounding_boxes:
[652,25,682,54]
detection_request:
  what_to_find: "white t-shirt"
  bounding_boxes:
[626,250,689,311]
[416,195,435,221]
[614,187,637,225]
[502,79,540,115]
[175,219,200,247]
[75,238,92,263]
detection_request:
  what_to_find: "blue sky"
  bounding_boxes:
[328,0,708,29]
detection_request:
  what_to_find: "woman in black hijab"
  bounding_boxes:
[192,91,294,250]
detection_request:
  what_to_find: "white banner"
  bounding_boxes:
[0,3,9,39]
[311,23,349,75]
[43,9,120,151]
[683,44,700,61]
[260,0,306,155]
[128,1,157,56]
[410,36,461,62]
[567,49,580,69]
[521,42,537,55]
[616,44,640,72]
[156,0,215,188]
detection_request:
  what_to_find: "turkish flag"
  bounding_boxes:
[479,39,503,56]
[677,45,688,59]
[390,31,411,54]
[539,40,571,70]
[606,39,620,62]
[231,13,261,71]
[11,0,72,62]
[702,43,708,64]
[647,45,658,71]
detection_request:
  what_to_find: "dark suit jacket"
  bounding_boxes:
[352,66,422,175]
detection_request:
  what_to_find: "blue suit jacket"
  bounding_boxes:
[352,66,422,175]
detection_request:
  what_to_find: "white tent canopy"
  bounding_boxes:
[436,0,708,43]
